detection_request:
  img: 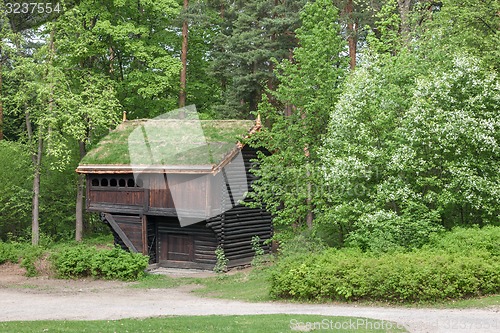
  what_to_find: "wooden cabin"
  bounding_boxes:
[76,119,272,269]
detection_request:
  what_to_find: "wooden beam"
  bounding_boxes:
[141,215,148,256]
[104,213,138,253]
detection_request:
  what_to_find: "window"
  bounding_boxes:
[90,175,141,188]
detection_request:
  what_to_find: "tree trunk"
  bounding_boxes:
[398,0,412,41]
[179,0,188,109]
[31,132,43,246]
[75,140,86,241]
[26,108,43,246]
[302,119,313,230]
[109,46,115,77]
[345,0,356,70]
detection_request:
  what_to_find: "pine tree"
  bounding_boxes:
[208,0,306,118]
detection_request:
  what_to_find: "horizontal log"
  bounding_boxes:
[194,240,217,246]
[224,231,272,241]
[210,222,272,233]
[224,228,273,237]
[195,250,218,256]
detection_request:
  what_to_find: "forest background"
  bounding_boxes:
[0,0,498,252]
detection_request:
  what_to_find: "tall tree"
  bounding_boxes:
[0,46,3,141]
[179,0,189,108]
[249,0,348,230]
[208,0,306,117]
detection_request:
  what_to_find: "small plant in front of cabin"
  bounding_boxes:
[251,235,266,267]
[213,246,228,275]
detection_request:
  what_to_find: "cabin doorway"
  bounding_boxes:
[158,233,194,262]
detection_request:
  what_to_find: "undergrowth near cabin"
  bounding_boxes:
[51,245,149,281]
[0,234,149,281]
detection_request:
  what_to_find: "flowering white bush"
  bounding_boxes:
[321,53,499,250]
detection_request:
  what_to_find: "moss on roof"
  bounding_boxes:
[81,119,255,166]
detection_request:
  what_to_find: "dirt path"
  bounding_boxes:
[0,264,498,333]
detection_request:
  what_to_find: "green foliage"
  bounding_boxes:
[270,227,500,303]
[321,50,499,247]
[0,242,19,265]
[0,141,32,239]
[213,246,228,274]
[365,0,401,54]
[19,246,44,277]
[51,245,149,281]
[420,0,500,70]
[424,226,500,257]
[249,0,348,228]
[274,231,327,258]
[346,210,443,253]
[250,235,265,267]
[207,0,307,116]
[55,0,181,119]
[0,240,44,276]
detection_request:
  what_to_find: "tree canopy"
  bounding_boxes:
[0,0,497,247]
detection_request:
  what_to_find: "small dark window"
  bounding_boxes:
[110,178,118,187]
[119,179,126,187]
[101,178,109,186]
[127,178,135,187]
[91,178,99,186]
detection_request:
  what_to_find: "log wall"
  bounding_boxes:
[152,216,218,268]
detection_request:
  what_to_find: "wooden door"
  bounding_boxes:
[159,233,194,262]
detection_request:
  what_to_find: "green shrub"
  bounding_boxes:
[52,245,148,281]
[0,241,44,276]
[424,226,500,257]
[345,210,443,253]
[213,246,228,274]
[0,242,18,264]
[20,246,44,277]
[270,228,500,303]
[90,246,149,280]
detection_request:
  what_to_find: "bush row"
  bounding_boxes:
[1,240,149,281]
[51,245,149,281]
[270,227,500,303]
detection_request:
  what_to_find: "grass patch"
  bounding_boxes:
[81,119,254,166]
[132,268,272,302]
[429,294,500,309]
[0,315,408,333]
[131,273,193,289]
[192,269,272,302]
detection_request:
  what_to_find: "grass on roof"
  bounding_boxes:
[81,120,254,166]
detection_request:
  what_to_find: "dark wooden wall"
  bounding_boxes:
[151,216,218,269]
[207,147,273,267]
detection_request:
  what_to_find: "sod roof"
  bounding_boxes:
[78,119,256,172]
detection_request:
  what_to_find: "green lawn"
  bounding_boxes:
[132,267,272,302]
[0,315,408,333]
